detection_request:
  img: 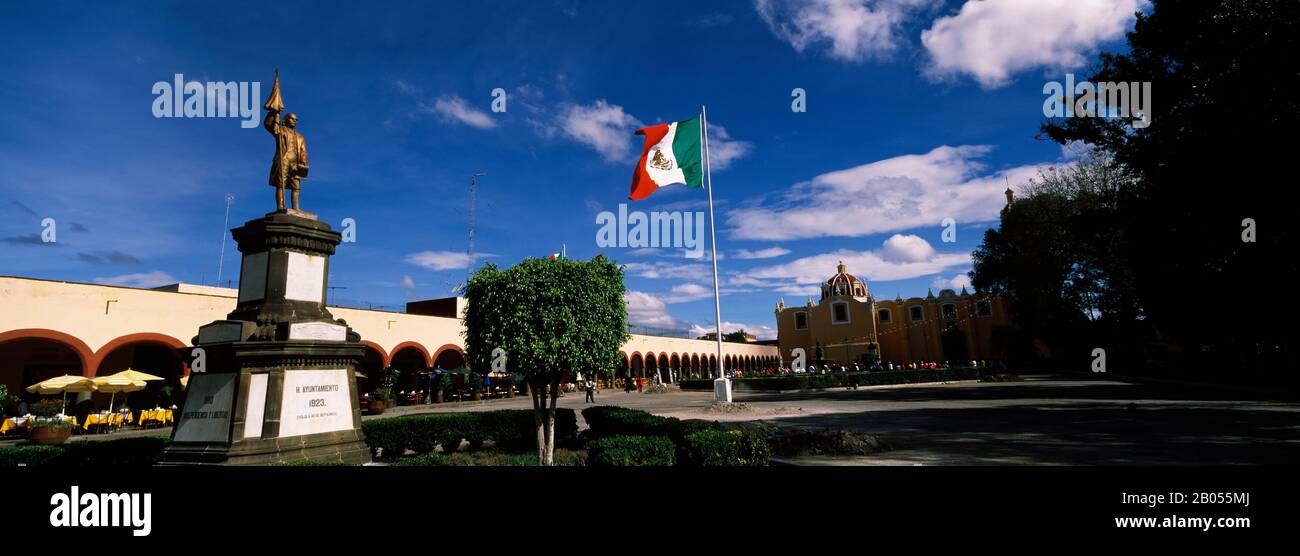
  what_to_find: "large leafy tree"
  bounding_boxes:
[462,255,628,465]
[972,155,1142,368]
[982,0,1296,371]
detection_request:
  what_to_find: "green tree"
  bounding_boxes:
[972,154,1143,368]
[1037,0,1298,370]
[722,329,750,343]
[462,255,629,465]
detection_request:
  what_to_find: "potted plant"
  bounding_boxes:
[0,384,19,417]
[369,387,391,415]
[29,399,72,445]
[465,370,483,401]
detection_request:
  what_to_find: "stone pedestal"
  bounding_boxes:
[162,212,370,465]
[714,378,733,403]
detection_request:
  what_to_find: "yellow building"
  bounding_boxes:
[775,262,1011,367]
[0,275,779,403]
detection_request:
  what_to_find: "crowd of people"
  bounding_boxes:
[726,359,1009,378]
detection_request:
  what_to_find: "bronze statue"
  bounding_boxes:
[263,70,308,212]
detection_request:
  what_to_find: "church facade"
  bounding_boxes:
[775,262,1012,367]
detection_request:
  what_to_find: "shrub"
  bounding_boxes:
[361,409,577,459]
[679,367,983,392]
[391,452,450,466]
[586,435,675,466]
[582,406,679,438]
[0,437,168,467]
[0,445,64,466]
[681,429,770,466]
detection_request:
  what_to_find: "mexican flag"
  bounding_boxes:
[628,116,703,201]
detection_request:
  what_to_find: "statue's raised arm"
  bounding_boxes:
[263,69,308,214]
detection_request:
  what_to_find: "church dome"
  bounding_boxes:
[821,261,869,301]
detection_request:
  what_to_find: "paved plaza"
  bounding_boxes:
[19,375,1298,465]
[378,374,1300,465]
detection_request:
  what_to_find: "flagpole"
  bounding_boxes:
[701,105,731,402]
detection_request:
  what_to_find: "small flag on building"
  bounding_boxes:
[628,116,703,201]
[548,252,561,260]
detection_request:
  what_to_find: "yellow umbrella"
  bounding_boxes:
[100,369,165,382]
[91,376,146,416]
[25,375,94,395]
[25,375,96,413]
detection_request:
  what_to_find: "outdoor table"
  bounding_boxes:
[82,412,133,432]
[138,409,174,427]
[2,415,78,434]
[1,416,30,434]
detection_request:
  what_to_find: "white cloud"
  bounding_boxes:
[662,283,714,304]
[625,291,685,329]
[557,100,642,161]
[393,80,419,95]
[734,247,791,260]
[708,125,753,170]
[689,321,778,342]
[748,235,969,286]
[423,95,497,129]
[756,0,940,62]
[931,272,971,291]
[401,275,416,289]
[95,270,178,288]
[405,250,490,271]
[727,145,1050,241]
[921,0,1145,88]
[880,233,935,263]
[622,261,711,281]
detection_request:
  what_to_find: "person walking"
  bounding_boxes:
[584,378,596,403]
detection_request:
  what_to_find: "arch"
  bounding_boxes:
[359,341,389,366]
[669,353,681,383]
[358,342,387,393]
[431,343,466,370]
[92,332,189,410]
[0,328,94,377]
[389,341,431,367]
[644,352,658,379]
[690,354,700,378]
[390,342,431,395]
[92,332,188,378]
[629,352,644,380]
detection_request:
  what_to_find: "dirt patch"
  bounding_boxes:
[702,401,753,413]
[643,383,682,394]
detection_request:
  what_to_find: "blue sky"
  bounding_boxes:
[0,0,1146,339]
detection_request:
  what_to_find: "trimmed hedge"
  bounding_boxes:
[0,437,168,467]
[680,367,984,392]
[586,435,676,466]
[681,429,770,466]
[362,409,577,459]
[581,406,770,466]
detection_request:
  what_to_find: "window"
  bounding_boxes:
[794,311,808,330]
[832,302,850,324]
[976,300,992,317]
[877,309,891,323]
[941,303,957,320]
[909,306,924,322]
